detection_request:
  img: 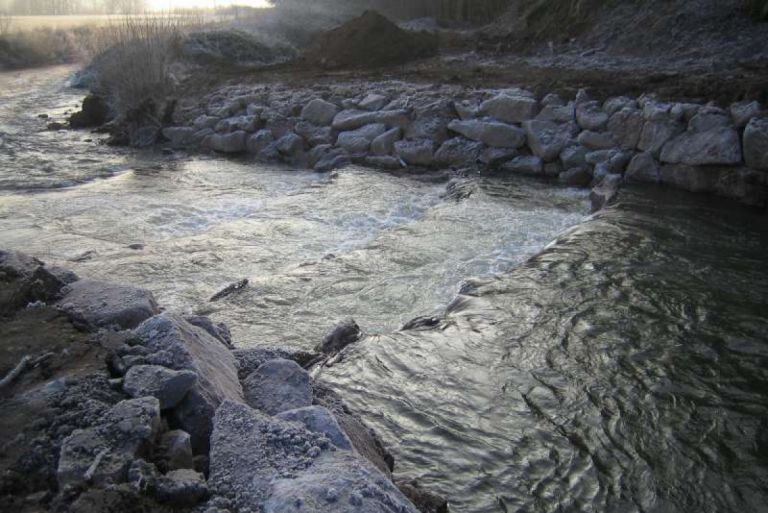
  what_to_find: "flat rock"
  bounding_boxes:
[243,358,312,415]
[123,365,197,409]
[57,279,159,330]
[447,119,525,148]
[358,93,388,111]
[133,313,244,452]
[332,109,409,131]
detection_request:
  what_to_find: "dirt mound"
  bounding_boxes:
[304,10,438,69]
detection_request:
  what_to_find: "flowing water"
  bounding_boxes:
[2,67,767,513]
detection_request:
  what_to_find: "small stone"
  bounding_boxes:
[123,365,197,409]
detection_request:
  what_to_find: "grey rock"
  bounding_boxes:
[0,251,75,315]
[332,109,409,131]
[523,120,575,161]
[638,119,684,157]
[337,123,387,154]
[560,144,589,169]
[209,400,332,510]
[585,149,618,165]
[295,121,333,146]
[203,131,248,153]
[607,108,643,149]
[590,174,622,212]
[243,358,312,415]
[316,318,361,355]
[500,155,543,176]
[577,130,617,150]
[730,101,761,128]
[156,469,208,506]
[158,430,194,471]
[603,96,637,116]
[365,156,405,170]
[394,139,434,166]
[58,279,159,330]
[576,101,609,130]
[642,100,672,121]
[607,150,633,174]
[670,102,700,122]
[447,119,525,148]
[479,93,538,123]
[123,365,197,409]
[302,99,340,126]
[543,161,563,178]
[541,93,565,106]
[434,137,484,166]
[162,127,195,148]
[234,346,319,380]
[370,127,402,156]
[660,127,742,165]
[133,313,244,452]
[452,101,477,120]
[263,451,420,513]
[625,152,661,184]
[536,102,575,123]
[479,147,518,166]
[276,132,304,156]
[57,397,161,487]
[688,106,730,132]
[276,406,353,450]
[743,117,768,170]
[193,115,220,130]
[184,315,233,349]
[358,94,388,111]
[558,167,592,187]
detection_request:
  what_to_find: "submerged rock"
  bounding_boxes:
[243,358,313,415]
[316,318,362,355]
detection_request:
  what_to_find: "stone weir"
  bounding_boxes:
[163,81,768,209]
[0,249,447,513]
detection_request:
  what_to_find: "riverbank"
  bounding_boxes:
[154,78,767,209]
[0,248,447,513]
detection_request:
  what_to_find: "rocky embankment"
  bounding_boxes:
[162,81,768,208]
[0,250,447,513]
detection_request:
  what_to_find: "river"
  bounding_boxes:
[1,66,767,513]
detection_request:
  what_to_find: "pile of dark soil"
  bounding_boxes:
[182,30,298,68]
[304,10,438,69]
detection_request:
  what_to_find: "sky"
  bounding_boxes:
[145,0,270,10]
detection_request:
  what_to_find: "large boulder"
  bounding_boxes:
[202,130,248,153]
[208,400,332,509]
[625,152,661,184]
[133,313,244,451]
[57,279,159,330]
[576,101,609,130]
[332,109,409,131]
[57,397,161,487]
[479,93,538,123]
[523,120,574,161]
[243,358,313,415]
[370,127,402,156]
[743,117,768,170]
[276,132,304,156]
[247,129,275,154]
[394,139,434,166]
[276,406,353,450]
[302,99,340,126]
[295,121,333,146]
[123,365,197,409]
[447,119,525,148]
[607,108,643,149]
[337,123,387,154]
[434,137,484,167]
[637,119,684,157]
[659,127,742,166]
[577,130,616,151]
